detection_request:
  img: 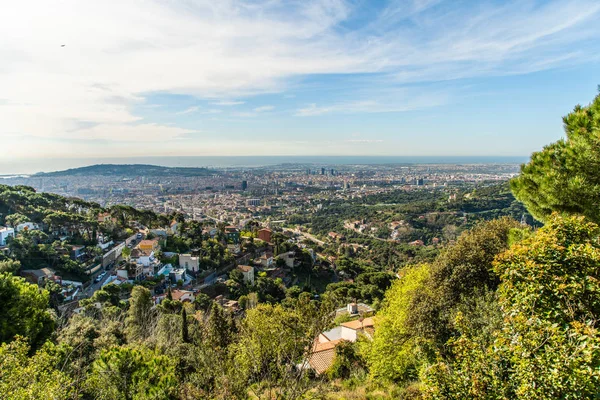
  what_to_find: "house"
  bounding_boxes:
[224,226,240,244]
[257,228,272,243]
[117,264,143,281]
[335,302,374,317]
[227,244,241,255]
[276,251,295,269]
[150,229,168,238]
[307,310,375,375]
[409,239,425,247]
[339,317,375,342]
[130,248,156,267]
[328,232,345,241]
[0,226,15,246]
[16,222,39,232]
[138,239,159,252]
[258,252,274,268]
[179,254,200,272]
[168,220,179,234]
[157,264,188,284]
[171,289,195,302]
[21,268,57,286]
[308,339,344,375]
[237,265,255,285]
[170,267,187,283]
[70,245,86,260]
[97,212,116,223]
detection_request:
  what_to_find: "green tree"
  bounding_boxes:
[125,286,155,342]
[0,338,74,400]
[327,340,366,380]
[206,303,234,350]
[0,273,55,350]
[122,246,132,261]
[422,215,600,399]
[0,259,20,274]
[85,345,178,400]
[233,302,330,399]
[511,91,600,223]
[181,307,189,344]
[367,264,430,383]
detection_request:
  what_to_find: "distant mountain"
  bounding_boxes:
[35,164,218,177]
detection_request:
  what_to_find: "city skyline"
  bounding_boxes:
[2,0,600,161]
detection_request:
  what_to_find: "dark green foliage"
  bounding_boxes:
[405,217,522,349]
[511,92,600,223]
[181,308,189,344]
[0,273,55,351]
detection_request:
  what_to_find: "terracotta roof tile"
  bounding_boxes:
[341,317,375,331]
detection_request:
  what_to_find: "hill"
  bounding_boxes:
[35,164,217,177]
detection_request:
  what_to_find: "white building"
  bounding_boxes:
[16,222,39,233]
[179,254,200,272]
[0,227,15,246]
[237,265,255,285]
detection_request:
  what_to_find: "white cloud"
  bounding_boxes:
[212,100,245,106]
[253,105,275,112]
[295,91,449,116]
[176,106,201,115]
[345,139,384,144]
[0,0,599,157]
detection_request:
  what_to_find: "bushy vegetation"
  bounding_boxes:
[2,90,600,399]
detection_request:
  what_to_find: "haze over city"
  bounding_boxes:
[1,0,600,169]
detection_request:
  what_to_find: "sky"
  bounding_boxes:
[1,0,600,164]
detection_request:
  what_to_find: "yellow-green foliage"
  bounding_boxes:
[366,264,430,383]
[421,215,600,400]
[0,338,74,400]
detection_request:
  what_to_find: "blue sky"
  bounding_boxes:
[1,0,600,161]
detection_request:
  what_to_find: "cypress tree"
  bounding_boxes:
[181,307,189,343]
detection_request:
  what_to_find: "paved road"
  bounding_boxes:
[84,232,145,296]
[283,227,325,245]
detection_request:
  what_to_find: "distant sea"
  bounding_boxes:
[0,155,528,175]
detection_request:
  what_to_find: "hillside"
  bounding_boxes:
[35,164,217,177]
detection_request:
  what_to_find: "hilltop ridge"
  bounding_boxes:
[35,164,217,177]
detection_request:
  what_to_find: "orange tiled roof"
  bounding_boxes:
[341,317,375,331]
[171,290,193,301]
[309,339,345,375]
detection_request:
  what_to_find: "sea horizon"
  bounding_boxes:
[0,155,528,176]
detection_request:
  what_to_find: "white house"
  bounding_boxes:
[179,254,200,272]
[16,222,39,233]
[0,226,15,246]
[276,251,295,268]
[170,267,187,283]
[258,252,274,268]
[237,265,255,285]
[339,317,375,342]
[131,248,155,267]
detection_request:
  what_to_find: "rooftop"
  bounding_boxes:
[341,317,375,331]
